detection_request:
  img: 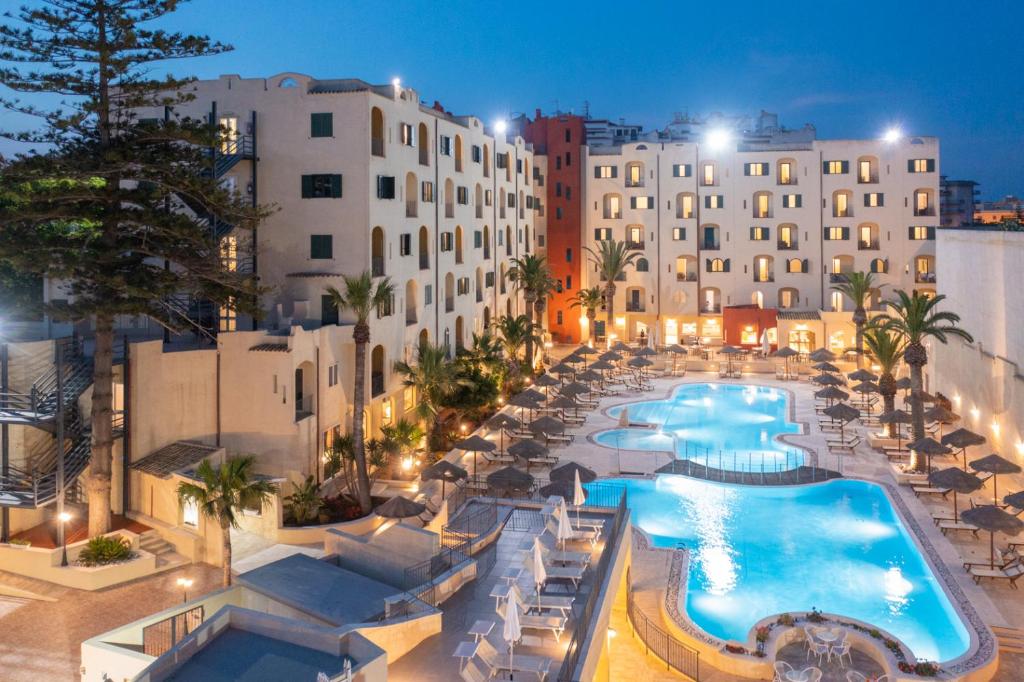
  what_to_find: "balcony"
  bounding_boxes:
[858,239,879,251]
[371,138,384,157]
[753,274,775,283]
[604,211,622,220]
[371,373,385,398]
[406,200,417,218]
[676,272,698,282]
[914,207,936,217]
[476,206,483,219]
[626,241,645,251]
[372,257,385,278]
[915,272,937,284]
[830,273,849,284]
[476,290,483,303]
[295,395,313,422]
[445,297,454,313]
[419,254,429,270]
[419,147,429,166]
[625,302,645,313]
[406,310,417,326]
[701,241,720,251]
[445,203,455,219]
[777,240,798,251]
[701,303,721,314]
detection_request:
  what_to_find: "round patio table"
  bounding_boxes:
[816,629,840,644]
[785,670,810,682]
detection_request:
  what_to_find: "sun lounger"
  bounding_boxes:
[459,657,490,682]
[913,485,951,498]
[938,520,980,536]
[970,562,1024,587]
[532,563,585,587]
[544,433,575,445]
[516,541,591,567]
[481,451,516,465]
[476,638,553,681]
[964,550,1020,571]
[544,517,599,547]
[489,583,574,616]
[497,601,568,641]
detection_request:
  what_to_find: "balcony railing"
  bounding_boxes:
[915,272,936,284]
[419,255,429,270]
[858,173,878,184]
[676,272,698,282]
[858,239,879,251]
[406,310,417,326]
[371,373,385,398]
[445,298,454,312]
[701,241,720,250]
[914,207,936,217]
[625,302,645,312]
[406,200,417,218]
[295,395,314,422]
[754,274,775,283]
[604,211,622,220]
[701,303,721,314]
[476,206,483,219]
[830,273,849,283]
[777,240,798,251]
[626,241,645,250]
[419,148,429,166]
[371,138,384,157]
[445,203,454,219]
[371,257,385,278]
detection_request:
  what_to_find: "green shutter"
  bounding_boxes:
[594,166,601,178]
[928,226,936,240]
[744,164,751,176]
[927,159,936,172]
[331,174,342,198]
[749,226,755,240]
[823,161,829,174]
[842,227,850,240]
[908,226,915,239]
[301,175,313,198]
[724,259,730,272]
[802,258,809,273]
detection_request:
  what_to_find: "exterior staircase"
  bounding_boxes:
[138,530,175,558]
[991,625,1024,654]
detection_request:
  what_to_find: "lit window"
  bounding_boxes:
[702,163,715,185]
[182,499,199,527]
[782,194,802,208]
[705,195,724,209]
[824,160,848,174]
[673,164,691,177]
[595,165,616,179]
[865,192,883,207]
[679,194,694,218]
[750,227,769,241]
[745,162,768,176]
[594,228,612,241]
[778,162,793,185]
[909,159,935,173]
[672,227,686,241]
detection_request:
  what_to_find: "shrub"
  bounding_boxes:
[776,613,795,627]
[285,475,325,525]
[867,628,881,639]
[913,662,939,677]
[807,607,825,623]
[755,626,770,643]
[78,535,133,566]
[8,538,30,547]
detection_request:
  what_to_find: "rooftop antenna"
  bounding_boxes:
[583,100,590,118]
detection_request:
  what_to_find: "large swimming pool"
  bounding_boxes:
[597,383,803,471]
[605,475,970,663]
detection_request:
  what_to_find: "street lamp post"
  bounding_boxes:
[58,511,71,567]
[176,576,194,604]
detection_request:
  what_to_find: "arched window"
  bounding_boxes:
[278,76,299,88]
[635,258,649,272]
[524,225,531,253]
[857,222,879,250]
[454,135,464,172]
[505,225,512,256]
[418,328,429,348]
[405,172,417,218]
[870,257,888,274]
[857,156,878,183]
[777,158,796,185]
[786,258,806,274]
[483,306,491,328]
[700,287,721,313]
[519,190,525,219]
[709,258,726,273]
[751,291,764,309]
[370,345,385,397]
[499,263,507,294]
[483,225,491,260]
[370,107,385,157]
[418,122,429,166]
[405,280,418,325]
[475,183,483,219]
[675,192,695,219]
[475,267,483,303]
[753,255,774,282]
[832,190,853,218]
[444,179,455,218]
[505,297,512,318]
[778,287,799,309]
[625,161,644,187]
[371,227,385,277]
[483,143,490,177]
[454,316,464,349]
[445,273,455,312]
[418,226,429,270]
[914,188,935,216]
[753,191,773,219]
[603,193,622,219]
[499,188,506,219]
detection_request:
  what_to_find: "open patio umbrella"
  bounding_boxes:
[665,344,686,374]
[529,415,565,436]
[598,351,622,362]
[548,394,581,421]
[809,348,837,362]
[814,385,849,405]
[895,377,912,392]
[555,498,573,549]
[508,440,550,470]
[822,402,860,446]
[374,495,427,521]
[573,470,587,525]
[848,368,879,382]
[559,381,592,399]
[1003,491,1024,511]
[773,346,799,378]
[455,435,496,477]
[550,461,597,484]
[534,373,561,388]
[929,467,984,525]
[627,355,654,387]
[589,359,615,371]
[718,345,743,375]
[970,454,1023,505]
[942,428,987,470]
[850,380,879,409]
[486,413,522,454]
[562,353,584,365]
[961,505,1024,569]
[509,389,546,421]
[812,373,844,386]
[904,389,937,405]
[539,479,585,500]
[487,465,534,496]
[924,404,961,440]
[879,408,913,449]
[907,436,952,472]
[576,369,603,384]
[420,460,467,498]
[548,362,576,379]
[574,345,597,368]
[503,584,523,667]
[612,340,631,352]
[813,361,841,373]
[634,346,658,357]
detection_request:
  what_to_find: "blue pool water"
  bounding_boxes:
[606,476,970,662]
[597,383,803,471]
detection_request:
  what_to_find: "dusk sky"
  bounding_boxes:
[2,0,1022,198]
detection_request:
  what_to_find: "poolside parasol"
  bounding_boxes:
[487,465,535,496]
[455,435,496,477]
[508,439,550,469]
[812,373,844,386]
[555,498,573,549]
[486,413,522,454]
[773,346,799,378]
[559,382,592,399]
[611,340,631,352]
[533,373,561,388]
[548,362,576,378]
[907,436,952,472]
[420,459,467,498]
[809,348,837,362]
[813,361,841,373]
[718,345,744,375]
[822,402,860,446]
[895,377,912,391]
[961,505,1024,569]
[848,368,878,382]
[924,404,961,440]
[850,380,879,409]
[562,353,584,365]
[667,344,686,354]
[509,389,546,421]
[904,389,937,405]
[928,467,984,524]
[815,385,849,405]
[532,536,547,612]
[573,470,587,525]
[576,369,603,384]
[550,461,597,484]
[599,351,622,362]
[529,415,566,436]
[941,428,987,470]
[539,479,586,500]
[627,356,653,369]
[633,346,658,357]
[548,394,582,420]
[574,345,597,369]
[1003,491,1024,511]
[970,454,1023,505]
[878,408,912,449]
[589,359,615,371]
[374,495,427,521]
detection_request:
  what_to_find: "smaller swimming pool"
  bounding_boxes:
[596,383,803,472]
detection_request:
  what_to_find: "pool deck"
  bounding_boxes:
[515,366,1021,680]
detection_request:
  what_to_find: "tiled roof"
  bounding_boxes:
[249,343,290,353]
[285,271,343,278]
[777,310,821,320]
[132,441,219,478]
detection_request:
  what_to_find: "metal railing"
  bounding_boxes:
[142,606,204,657]
[676,273,698,282]
[700,241,720,250]
[625,567,700,681]
[626,241,645,250]
[858,239,880,250]
[371,137,384,157]
[371,257,385,278]
[777,240,798,250]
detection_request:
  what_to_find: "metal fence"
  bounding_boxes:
[142,605,204,657]
[449,475,627,511]
[625,567,700,681]
[556,488,629,681]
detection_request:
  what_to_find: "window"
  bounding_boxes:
[565,248,573,262]
[778,224,798,249]
[627,225,644,247]
[421,181,434,202]
[704,195,724,209]
[908,159,936,173]
[310,113,333,137]
[635,259,649,272]
[908,226,936,240]
[440,232,453,251]
[328,363,339,387]
[702,163,716,185]
[823,160,849,174]
[754,192,772,218]
[786,258,808,274]
[677,193,695,218]
[471,145,481,163]
[782,194,802,208]
[631,196,654,209]
[834,191,850,217]
[708,258,728,273]
[603,194,622,219]
[744,162,768,176]
[672,227,687,241]
[376,294,395,318]
[864,192,884,207]
[516,158,523,174]
[182,499,199,527]
[565,275,572,289]
[456,186,468,204]
[439,135,452,156]
[673,163,692,177]
[376,175,395,199]
[595,165,617,178]
[750,227,769,241]
[301,174,342,198]
[824,226,850,240]
[858,159,877,183]
[565,151,571,166]
[399,233,412,256]
[555,157,561,170]
[626,163,643,187]
[321,294,339,325]
[594,228,612,241]
[914,190,933,215]
[424,284,432,305]
[457,277,469,295]
[399,123,414,146]
[870,258,888,274]
[310,234,333,259]
[496,152,508,169]
[778,161,794,185]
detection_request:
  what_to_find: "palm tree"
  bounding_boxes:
[569,286,604,342]
[875,291,973,471]
[285,475,324,526]
[381,417,425,474]
[177,457,278,587]
[459,332,504,378]
[832,271,879,367]
[324,433,354,487]
[492,314,543,383]
[394,342,465,450]
[325,272,395,514]
[506,254,555,373]
[583,241,640,341]
[862,326,905,436]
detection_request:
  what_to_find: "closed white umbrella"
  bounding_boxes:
[532,537,547,613]
[556,498,573,549]
[573,470,587,526]
[504,585,522,668]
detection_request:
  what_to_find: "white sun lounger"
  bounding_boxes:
[476,638,553,681]
[497,601,568,641]
[543,517,599,547]
[970,562,1024,587]
[489,583,574,616]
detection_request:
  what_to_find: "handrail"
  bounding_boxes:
[625,566,700,681]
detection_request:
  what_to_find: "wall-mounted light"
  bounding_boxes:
[970,407,980,421]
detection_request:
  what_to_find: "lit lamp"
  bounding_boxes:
[459,423,468,434]
[176,576,194,603]
[401,456,413,472]
[58,511,72,567]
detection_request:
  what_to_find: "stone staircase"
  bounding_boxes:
[138,530,179,567]
[991,625,1024,654]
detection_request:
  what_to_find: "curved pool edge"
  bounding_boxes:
[626,476,998,680]
[588,380,820,471]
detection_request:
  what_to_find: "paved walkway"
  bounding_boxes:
[0,563,221,682]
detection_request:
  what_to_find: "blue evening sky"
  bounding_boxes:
[2,0,1022,198]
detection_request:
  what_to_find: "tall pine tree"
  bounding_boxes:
[0,1,266,536]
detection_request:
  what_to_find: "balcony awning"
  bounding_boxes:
[777,311,821,321]
[131,441,221,479]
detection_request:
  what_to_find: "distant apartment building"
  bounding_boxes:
[940,177,979,227]
[975,195,1024,224]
